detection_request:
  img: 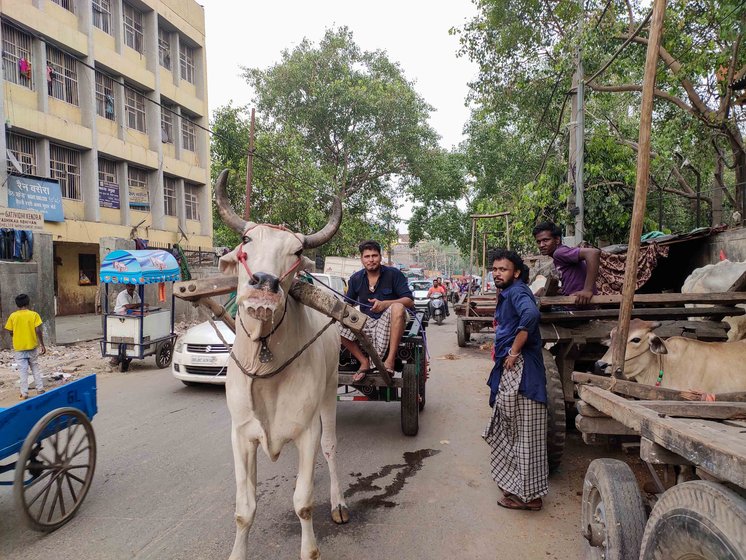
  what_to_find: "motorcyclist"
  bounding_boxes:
[427,277,449,317]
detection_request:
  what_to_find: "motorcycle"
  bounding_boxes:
[428,292,446,325]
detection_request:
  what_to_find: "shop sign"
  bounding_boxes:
[99,181,121,209]
[0,207,44,231]
[7,175,64,221]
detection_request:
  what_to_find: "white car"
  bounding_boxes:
[409,279,433,316]
[172,320,235,386]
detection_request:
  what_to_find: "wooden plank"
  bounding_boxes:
[642,402,746,420]
[576,400,609,417]
[640,416,746,488]
[577,385,650,431]
[573,372,746,402]
[582,432,610,446]
[539,292,746,308]
[541,306,745,322]
[576,414,639,435]
[541,320,729,344]
[640,437,692,465]
[174,275,238,300]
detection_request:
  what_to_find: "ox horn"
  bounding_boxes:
[214,169,248,234]
[303,196,343,249]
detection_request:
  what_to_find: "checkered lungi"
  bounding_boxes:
[483,355,548,503]
[339,306,393,360]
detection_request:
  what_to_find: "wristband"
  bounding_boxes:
[508,350,520,358]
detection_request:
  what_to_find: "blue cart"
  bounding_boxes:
[0,375,97,531]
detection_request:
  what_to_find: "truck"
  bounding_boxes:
[323,256,360,280]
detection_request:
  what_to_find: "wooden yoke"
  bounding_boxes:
[173,276,394,387]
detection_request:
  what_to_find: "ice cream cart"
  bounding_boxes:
[99,249,180,372]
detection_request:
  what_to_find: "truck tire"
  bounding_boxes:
[581,459,647,560]
[457,318,470,347]
[400,364,419,436]
[543,349,566,473]
[640,481,746,560]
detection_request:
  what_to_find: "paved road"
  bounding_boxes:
[0,318,619,559]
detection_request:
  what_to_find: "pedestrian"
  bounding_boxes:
[483,249,548,511]
[4,293,46,400]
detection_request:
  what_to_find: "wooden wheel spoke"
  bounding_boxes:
[67,443,91,461]
[25,468,54,489]
[55,477,66,519]
[65,472,78,503]
[65,471,86,485]
[62,422,80,461]
[34,470,58,515]
[46,478,61,522]
[67,463,91,470]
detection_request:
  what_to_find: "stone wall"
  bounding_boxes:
[696,227,746,266]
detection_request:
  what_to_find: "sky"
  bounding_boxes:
[198,0,480,150]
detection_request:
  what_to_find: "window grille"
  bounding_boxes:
[123,3,144,53]
[127,166,149,208]
[95,71,116,120]
[184,183,200,221]
[47,45,79,105]
[6,132,37,175]
[161,105,173,143]
[179,42,195,83]
[50,0,74,12]
[181,116,196,152]
[164,176,177,216]
[50,144,81,200]
[98,158,117,184]
[125,87,147,132]
[158,28,171,69]
[2,23,34,89]
[92,0,112,34]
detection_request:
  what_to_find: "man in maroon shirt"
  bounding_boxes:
[533,222,601,305]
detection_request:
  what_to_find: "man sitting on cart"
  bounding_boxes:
[339,240,414,383]
[533,221,601,305]
[114,284,149,314]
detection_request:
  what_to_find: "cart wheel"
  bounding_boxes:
[640,481,746,559]
[155,341,174,369]
[543,349,566,473]
[13,407,96,532]
[581,458,646,560]
[119,358,131,373]
[401,364,419,436]
[456,318,471,347]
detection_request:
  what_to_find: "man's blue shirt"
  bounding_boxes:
[346,265,414,319]
[487,279,547,405]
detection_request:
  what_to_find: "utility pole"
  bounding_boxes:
[567,0,586,245]
[244,108,256,221]
[611,0,667,377]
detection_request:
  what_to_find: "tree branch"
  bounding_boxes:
[718,30,743,117]
[588,82,698,117]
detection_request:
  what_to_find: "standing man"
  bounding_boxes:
[533,221,601,305]
[427,277,449,316]
[340,240,414,382]
[5,293,46,400]
[483,249,548,511]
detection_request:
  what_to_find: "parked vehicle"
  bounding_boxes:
[428,292,446,325]
[410,279,433,317]
[323,256,360,280]
[310,273,347,295]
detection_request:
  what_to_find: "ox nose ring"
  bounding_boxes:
[594,360,608,375]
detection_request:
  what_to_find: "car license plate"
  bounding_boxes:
[191,355,218,365]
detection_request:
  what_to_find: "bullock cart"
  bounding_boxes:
[172,275,429,436]
[454,293,497,347]
[0,375,97,531]
[573,371,746,559]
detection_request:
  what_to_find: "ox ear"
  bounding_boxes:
[648,334,668,355]
[218,248,239,276]
[300,255,315,272]
[601,338,611,347]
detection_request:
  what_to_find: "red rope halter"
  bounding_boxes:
[234,223,304,283]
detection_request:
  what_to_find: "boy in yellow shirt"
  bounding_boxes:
[4,293,46,399]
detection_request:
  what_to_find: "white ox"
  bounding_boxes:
[214,170,349,560]
[597,318,746,393]
[682,259,746,341]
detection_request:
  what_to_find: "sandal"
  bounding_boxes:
[352,369,373,383]
[497,495,543,511]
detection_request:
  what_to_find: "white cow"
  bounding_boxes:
[214,170,349,560]
[597,318,746,393]
[682,259,746,341]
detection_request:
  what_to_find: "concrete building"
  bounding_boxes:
[0,0,211,315]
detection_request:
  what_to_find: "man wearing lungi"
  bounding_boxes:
[340,240,414,382]
[484,249,548,511]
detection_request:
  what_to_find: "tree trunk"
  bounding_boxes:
[726,125,746,224]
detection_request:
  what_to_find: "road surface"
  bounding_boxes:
[1,316,627,559]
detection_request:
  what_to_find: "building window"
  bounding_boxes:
[179,42,195,83]
[6,132,37,175]
[164,176,177,216]
[158,28,171,69]
[50,144,81,200]
[47,45,79,105]
[98,158,117,184]
[125,87,146,132]
[127,166,149,209]
[161,105,173,143]
[50,0,74,12]
[2,23,34,90]
[181,116,196,152]
[184,183,200,221]
[78,254,97,286]
[123,3,144,53]
[95,71,116,120]
[92,0,112,34]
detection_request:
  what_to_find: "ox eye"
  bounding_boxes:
[631,337,641,343]
[294,249,303,257]
[242,236,252,244]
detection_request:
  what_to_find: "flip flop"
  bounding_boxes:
[352,369,373,383]
[497,495,543,511]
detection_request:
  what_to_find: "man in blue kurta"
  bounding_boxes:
[483,249,548,511]
[339,240,414,382]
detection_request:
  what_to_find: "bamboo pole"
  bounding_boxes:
[611,0,667,377]
[467,217,476,315]
[244,108,255,220]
